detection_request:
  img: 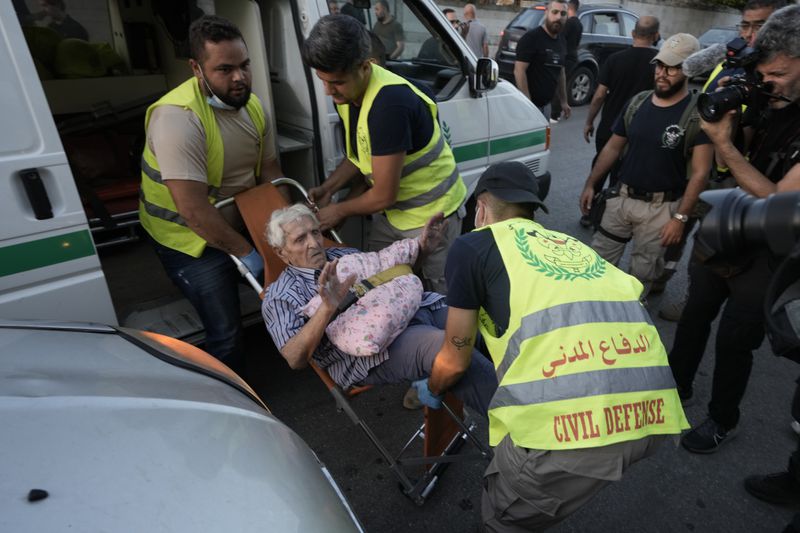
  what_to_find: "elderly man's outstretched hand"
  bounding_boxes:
[420,212,448,256]
[318,259,357,312]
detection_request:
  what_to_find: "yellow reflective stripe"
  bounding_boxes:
[363,127,446,183]
[141,155,163,183]
[401,135,445,177]
[490,366,676,409]
[393,166,460,211]
[139,193,187,226]
[142,155,220,200]
[496,299,652,382]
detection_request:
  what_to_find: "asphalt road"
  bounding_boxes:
[242,101,799,532]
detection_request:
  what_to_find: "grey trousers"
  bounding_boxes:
[367,207,464,294]
[361,305,498,416]
[481,434,666,532]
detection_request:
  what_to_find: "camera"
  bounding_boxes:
[697,189,800,361]
[697,189,800,258]
[696,37,772,122]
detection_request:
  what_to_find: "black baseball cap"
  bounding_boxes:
[474,162,548,213]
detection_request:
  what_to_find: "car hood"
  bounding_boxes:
[0,325,361,532]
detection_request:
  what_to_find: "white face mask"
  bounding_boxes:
[198,69,237,111]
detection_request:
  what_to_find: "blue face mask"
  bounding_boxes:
[198,70,238,111]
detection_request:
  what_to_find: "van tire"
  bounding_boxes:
[567,66,594,106]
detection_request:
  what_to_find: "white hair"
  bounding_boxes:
[265,203,318,248]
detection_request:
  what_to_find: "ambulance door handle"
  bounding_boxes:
[19,169,54,220]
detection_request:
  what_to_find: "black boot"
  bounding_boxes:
[745,472,800,505]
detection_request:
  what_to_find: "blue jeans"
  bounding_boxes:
[362,306,498,416]
[150,239,244,371]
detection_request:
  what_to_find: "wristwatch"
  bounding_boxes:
[672,213,689,223]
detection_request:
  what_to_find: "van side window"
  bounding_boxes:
[369,0,464,101]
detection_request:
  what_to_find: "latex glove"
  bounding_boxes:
[412,378,443,409]
[239,248,264,280]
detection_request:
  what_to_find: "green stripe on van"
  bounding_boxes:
[490,130,547,155]
[452,130,547,163]
[0,230,96,277]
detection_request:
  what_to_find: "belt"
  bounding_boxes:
[619,183,682,203]
[337,264,414,313]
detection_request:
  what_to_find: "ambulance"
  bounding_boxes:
[0,0,551,341]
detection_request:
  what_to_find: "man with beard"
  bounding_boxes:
[139,15,285,373]
[372,0,404,60]
[579,33,713,298]
[514,0,571,119]
[668,4,800,454]
[581,15,660,227]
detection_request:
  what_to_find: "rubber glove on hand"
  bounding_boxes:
[239,248,264,280]
[412,378,443,409]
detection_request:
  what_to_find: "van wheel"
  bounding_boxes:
[568,66,594,106]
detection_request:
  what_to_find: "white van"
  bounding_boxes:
[0,0,550,340]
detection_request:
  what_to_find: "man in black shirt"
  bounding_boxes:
[514,0,571,119]
[579,33,713,298]
[301,15,466,294]
[551,0,583,121]
[582,16,660,197]
[668,5,800,455]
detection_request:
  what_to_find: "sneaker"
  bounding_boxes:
[402,386,423,410]
[681,417,736,454]
[791,420,800,436]
[745,472,800,505]
[659,296,687,322]
[549,118,559,125]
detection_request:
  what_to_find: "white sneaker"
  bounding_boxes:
[791,420,800,436]
[549,118,559,125]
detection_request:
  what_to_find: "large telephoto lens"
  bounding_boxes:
[699,189,800,257]
[697,86,747,122]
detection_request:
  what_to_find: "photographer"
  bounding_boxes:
[668,4,800,454]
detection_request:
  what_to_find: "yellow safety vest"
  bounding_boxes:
[703,62,726,93]
[481,218,688,450]
[139,78,265,257]
[336,65,466,230]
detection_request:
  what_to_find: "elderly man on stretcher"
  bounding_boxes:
[261,204,497,415]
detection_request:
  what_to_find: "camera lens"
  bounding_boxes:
[698,189,800,258]
[698,86,746,122]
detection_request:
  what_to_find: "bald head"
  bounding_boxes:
[633,16,660,43]
[464,3,476,20]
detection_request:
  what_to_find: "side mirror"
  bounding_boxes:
[472,58,498,95]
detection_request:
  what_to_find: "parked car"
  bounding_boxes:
[0,320,363,532]
[698,26,738,49]
[495,3,641,106]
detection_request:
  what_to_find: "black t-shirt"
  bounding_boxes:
[746,102,800,183]
[347,84,434,157]
[563,16,583,64]
[597,47,658,141]
[446,230,511,336]
[516,26,566,107]
[612,92,711,192]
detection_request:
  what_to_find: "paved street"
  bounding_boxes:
[243,101,799,532]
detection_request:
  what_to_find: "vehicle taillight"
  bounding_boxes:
[546,126,551,151]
